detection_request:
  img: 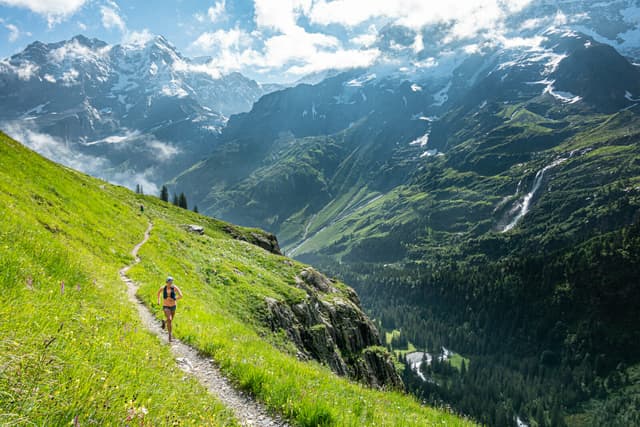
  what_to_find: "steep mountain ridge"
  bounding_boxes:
[175,29,640,246]
[0,34,269,188]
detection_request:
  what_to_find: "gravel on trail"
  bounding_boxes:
[119,222,290,427]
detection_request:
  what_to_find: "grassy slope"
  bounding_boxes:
[0,133,236,426]
[0,132,473,426]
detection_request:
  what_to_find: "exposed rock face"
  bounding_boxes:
[222,224,282,255]
[265,267,403,389]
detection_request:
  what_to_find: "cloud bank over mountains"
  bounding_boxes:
[0,0,539,82]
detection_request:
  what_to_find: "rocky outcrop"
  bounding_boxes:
[222,224,282,255]
[264,267,403,389]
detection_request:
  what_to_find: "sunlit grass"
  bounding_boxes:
[0,133,236,426]
[0,132,474,426]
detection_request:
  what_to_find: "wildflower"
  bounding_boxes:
[61,280,65,294]
[73,415,79,426]
[26,276,33,290]
[76,284,81,291]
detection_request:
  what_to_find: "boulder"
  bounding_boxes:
[222,225,282,255]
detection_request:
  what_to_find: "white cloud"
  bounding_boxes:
[351,24,378,47]
[3,122,160,194]
[100,5,126,33]
[253,0,312,33]
[1,59,39,80]
[188,0,535,81]
[207,0,226,23]
[77,21,87,31]
[5,23,19,41]
[192,27,252,52]
[48,39,111,64]
[145,140,180,161]
[172,58,223,78]
[351,33,377,48]
[189,1,384,80]
[0,0,86,25]
[3,123,107,175]
[260,26,340,68]
[286,47,379,76]
[520,17,546,31]
[498,35,544,50]
[309,0,534,39]
[122,29,154,46]
[0,17,30,42]
[109,169,159,195]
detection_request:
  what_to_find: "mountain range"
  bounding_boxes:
[0,34,271,191]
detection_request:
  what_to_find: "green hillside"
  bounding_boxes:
[0,132,473,426]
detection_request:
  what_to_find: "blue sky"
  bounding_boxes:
[0,0,535,83]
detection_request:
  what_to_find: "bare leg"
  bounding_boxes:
[164,308,173,341]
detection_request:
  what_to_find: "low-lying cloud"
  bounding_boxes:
[3,122,160,195]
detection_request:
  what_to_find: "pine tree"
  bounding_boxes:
[193,205,199,213]
[160,185,169,202]
[178,192,188,209]
[172,193,179,206]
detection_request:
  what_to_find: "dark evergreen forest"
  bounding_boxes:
[321,218,640,426]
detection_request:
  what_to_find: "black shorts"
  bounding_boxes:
[163,305,176,312]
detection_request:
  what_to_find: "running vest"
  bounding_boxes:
[163,285,176,300]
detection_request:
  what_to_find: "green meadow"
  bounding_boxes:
[0,132,473,426]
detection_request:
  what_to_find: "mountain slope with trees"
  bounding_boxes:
[172,28,640,425]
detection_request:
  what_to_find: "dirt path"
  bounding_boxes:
[119,222,290,427]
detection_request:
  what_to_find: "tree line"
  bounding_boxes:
[136,183,198,213]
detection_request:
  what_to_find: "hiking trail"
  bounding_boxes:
[119,222,290,427]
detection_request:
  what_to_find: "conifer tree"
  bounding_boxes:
[193,205,199,213]
[172,193,179,206]
[160,185,169,202]
[178,192,188,209]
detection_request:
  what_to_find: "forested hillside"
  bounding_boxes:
[172,30,640,425]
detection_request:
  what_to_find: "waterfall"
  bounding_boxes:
[502,158,566,232]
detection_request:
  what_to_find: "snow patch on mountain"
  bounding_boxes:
[625,90,640,101]
[161,84,188,98]
[541,80,582,103]
[61,68,80,86]
[420,149,439,157]
[21,102,49,118]
[544,52,568,74]
[85,130,141,145]
[432,82,451,106]
[346,73,376,87]
[410,133,430,147]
